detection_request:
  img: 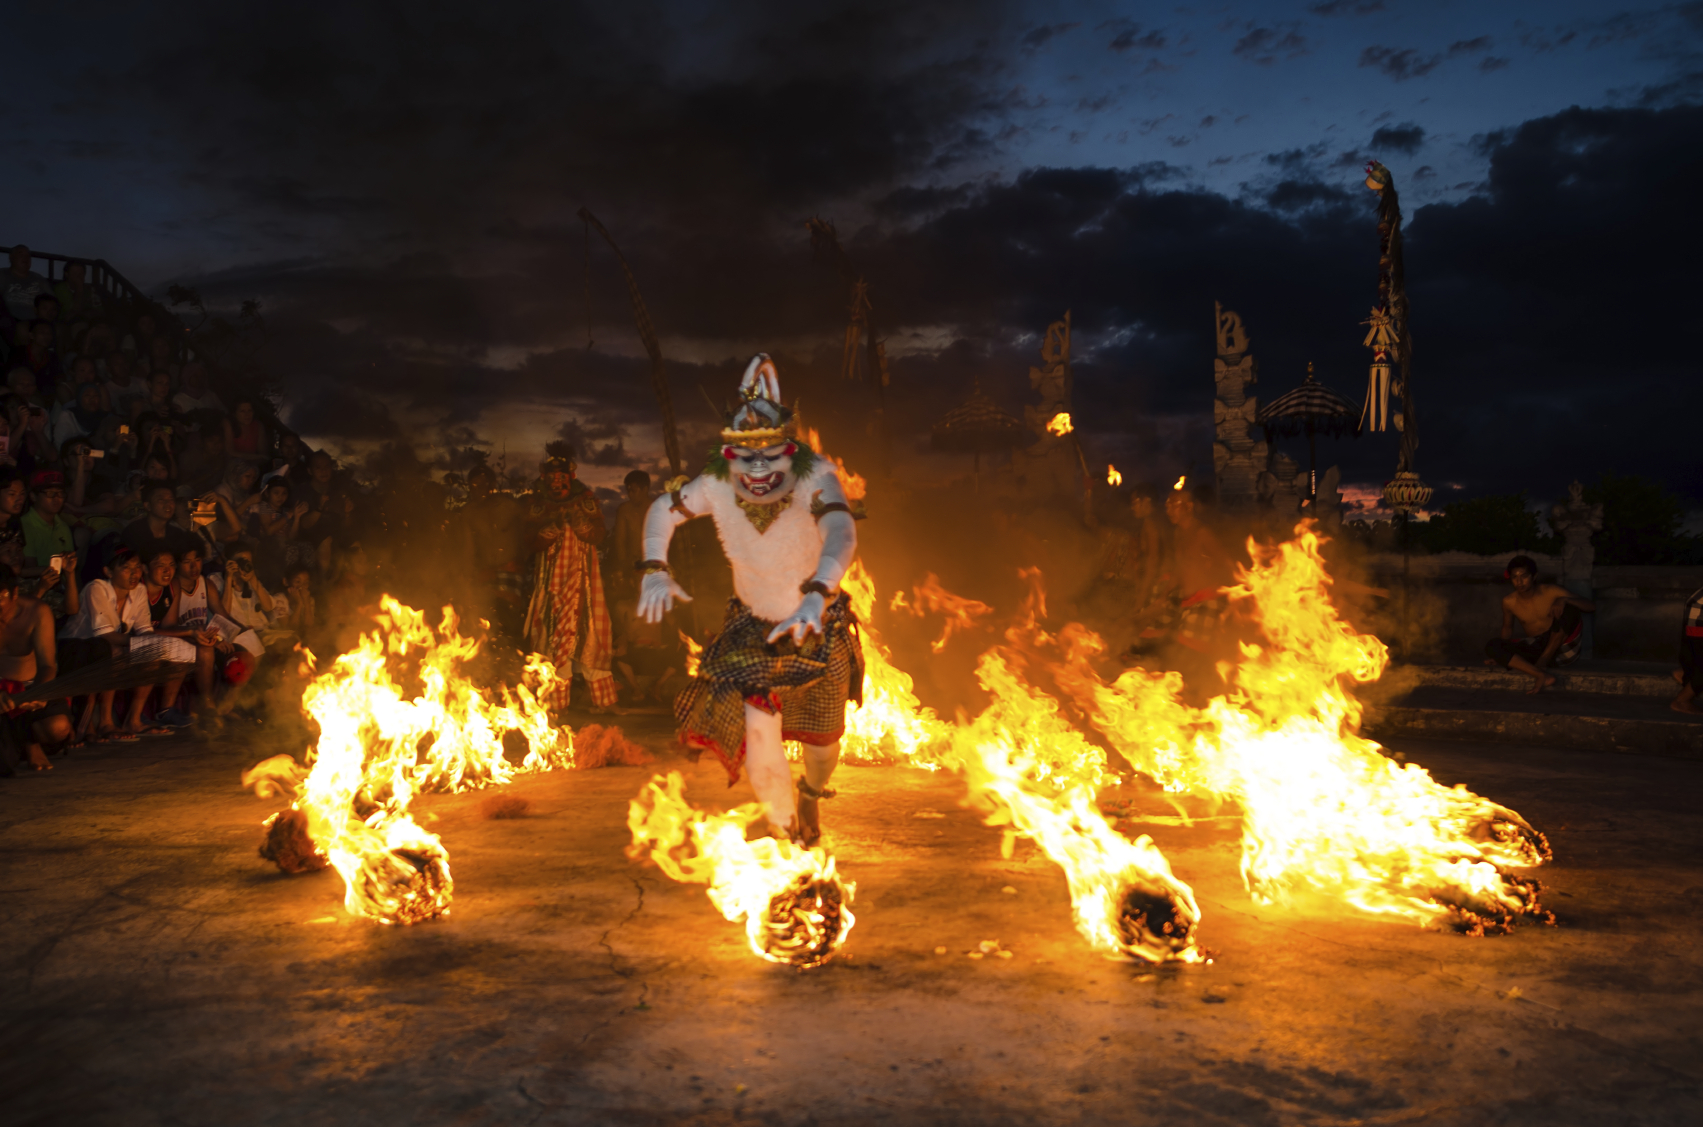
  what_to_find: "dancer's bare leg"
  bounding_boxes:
[743,702,796,835]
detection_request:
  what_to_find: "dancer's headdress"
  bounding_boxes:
[720,354,793,447]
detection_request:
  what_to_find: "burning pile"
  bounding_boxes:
[1036,528,1554,934]
[243,598,579,924]
[628,772,856,967]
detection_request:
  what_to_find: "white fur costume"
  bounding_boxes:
[638,356,858,836]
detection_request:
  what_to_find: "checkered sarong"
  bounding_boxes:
[523,501,615,708]
[676,594,865,784]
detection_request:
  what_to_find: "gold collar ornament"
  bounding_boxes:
[736,491,791,533]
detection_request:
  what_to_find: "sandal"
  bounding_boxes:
[107,730,142,743]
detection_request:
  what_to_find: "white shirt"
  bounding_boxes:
[60,578,154,640]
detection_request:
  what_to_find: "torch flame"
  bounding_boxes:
[1107,464,1122,486]
[1046,412,1073,437]
[245,598,577,924]
[1172,474,1186,491]
[628,772,856,967]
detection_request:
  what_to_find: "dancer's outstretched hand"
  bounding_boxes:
[638,570,693,623]
[767,592,826,645]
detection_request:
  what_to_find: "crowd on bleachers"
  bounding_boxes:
[0,243,373,770]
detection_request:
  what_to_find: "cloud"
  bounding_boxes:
[1021,21,1080,49]
[1233,26,1309,65]
[1308,0,1384,15]
[1448,36,1494,56]
[1370,122,1426,155]
[1099,18,1167,52]
[1479,56,1511,73]
[1358,45,1442,80]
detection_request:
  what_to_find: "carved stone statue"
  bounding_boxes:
[1313,465,1345,533]
[1212,302,1264,509]
[1550,480,1604,581]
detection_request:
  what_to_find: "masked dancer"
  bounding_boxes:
[637,354,862,846]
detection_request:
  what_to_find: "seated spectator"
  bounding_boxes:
[56,544,163,742]
[121,482,201,564]
[612,597,685,706]
[21,470,76,580]
[202,458,261,544]
[52,262,104,329]
[32,293,67,356]
[172,360,224,415]
[103,350,146,421]
[0,408,31,478]
[0,469,27,545]
[2,246,49,332]
[301,451,356,571]
[0,561,75,771]
[81,322,117,376]
[176,411,229,497]
[62,436,124,541]
[22,320,62,386]
[6,367,50,411]
[52,381,108,449]
[135,413,179,480]
[272,431,310,479]
[1484,555,1596,694]
[216,545,285,650]
[224,397,270,458]
[159,544,255,724]
[143,335,178,384]
[279,564,315,637]
[249,475,312,575]
[143,367,175,420]
[59,354,103,410]
[1674,586,1703,715]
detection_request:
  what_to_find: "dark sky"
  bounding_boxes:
[7,1,1701,511]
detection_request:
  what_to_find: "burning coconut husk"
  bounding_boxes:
[241,598,583,923]
[628,772,857,967]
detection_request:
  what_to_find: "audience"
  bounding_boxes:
[2,245,49,330]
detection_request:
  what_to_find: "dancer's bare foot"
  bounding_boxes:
[1527,673,1557,695]
[25,744,52,770]
[1673,693,1702,715]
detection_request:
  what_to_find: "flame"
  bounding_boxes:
[678,629,703,677]
[1107,464,1122,486]
[245,597,577,924]
[833,562,951,766]
[894,573,994,654]
[1046,412,1073,437]
[1172,474,1186,491]
[1042,528,1553,933]
[800,426,866,501]
[628,772,855,966]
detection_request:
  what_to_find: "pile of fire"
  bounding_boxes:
[242,509,1553,970]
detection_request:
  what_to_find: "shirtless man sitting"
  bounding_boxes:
[0,562,73,770]
[1485,555,1595,694]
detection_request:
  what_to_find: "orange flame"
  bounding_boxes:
[678,629,703,677]
[243,598,576,924]
[1172,474,1186,491]
[1107,464,1122,486]
[628,772,856,966]
[895,573,995,653]
[800,426,866,501]
[1046,412,1073,436]
[1042,528,1552,932]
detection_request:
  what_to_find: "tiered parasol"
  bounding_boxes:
[1257,362,1360,499]
[931,381,1034,478]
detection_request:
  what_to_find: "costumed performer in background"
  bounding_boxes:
[637,353,862,847]
[523,447,617,711]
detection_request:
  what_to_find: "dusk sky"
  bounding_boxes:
[7,1,1700,507]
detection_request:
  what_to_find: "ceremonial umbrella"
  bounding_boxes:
[931,381,1034,482]
[1257,363,1360,498]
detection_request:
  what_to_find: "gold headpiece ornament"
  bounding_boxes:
[720,353,794,446]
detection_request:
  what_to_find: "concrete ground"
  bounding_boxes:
[3,716,1700,1126]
